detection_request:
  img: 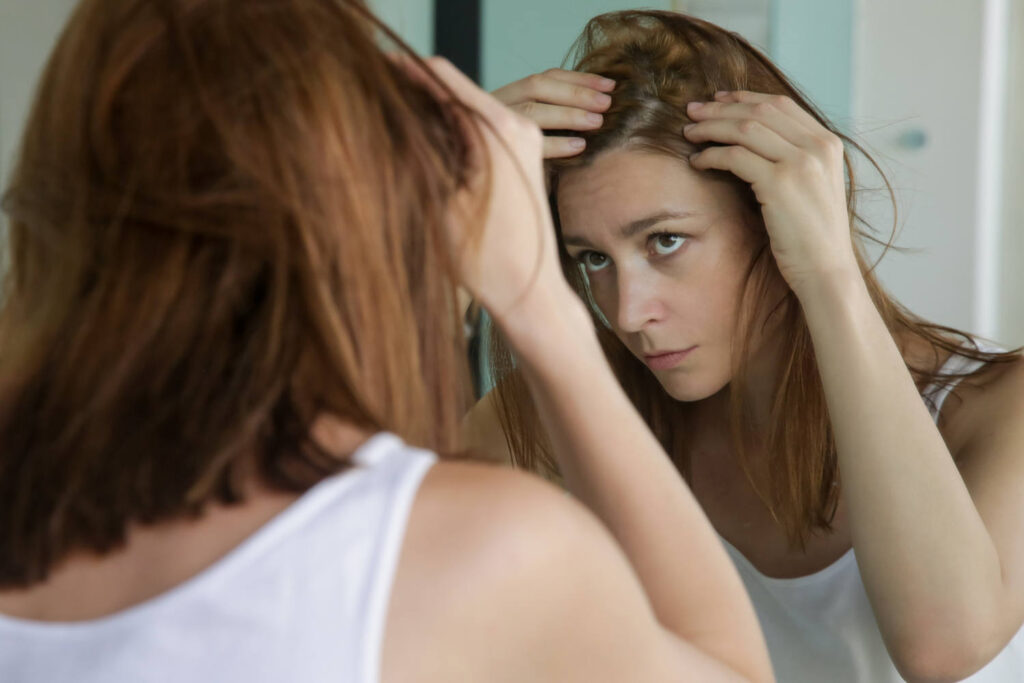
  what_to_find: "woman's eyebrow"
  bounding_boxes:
[563,210,701,248]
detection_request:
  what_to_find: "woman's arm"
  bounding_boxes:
[796,272,1024,682]
[685,89,1024,683]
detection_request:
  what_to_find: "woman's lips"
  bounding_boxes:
[643,346,697,370]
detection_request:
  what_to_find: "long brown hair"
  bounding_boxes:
[0,0,481,586]
[489,10,1021,548]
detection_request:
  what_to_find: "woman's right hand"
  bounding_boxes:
[491,69,615,158]
[397,57,583,332]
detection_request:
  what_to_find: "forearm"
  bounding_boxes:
[797,272,1003,652]
[493,289,772,682]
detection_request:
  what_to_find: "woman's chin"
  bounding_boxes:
[656,373,728,403]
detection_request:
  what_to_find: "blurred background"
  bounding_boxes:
[2,0,1022,359]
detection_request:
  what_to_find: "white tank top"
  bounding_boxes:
[0,431,436,683]
[721,344,1024,681]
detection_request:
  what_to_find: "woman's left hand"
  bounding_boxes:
[683,90,859,297]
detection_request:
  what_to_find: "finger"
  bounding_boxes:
[543,136,587,159]
[542,68,616,93]
[683,118,794,163]
[688,145,773,188]
[686,99,815,149]
[713,90,823,136]
[511,101,603,131]
[492,73,612,112]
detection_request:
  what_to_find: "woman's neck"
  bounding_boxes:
[692,329,788,433]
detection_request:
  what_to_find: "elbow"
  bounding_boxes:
[889,628,1004,683]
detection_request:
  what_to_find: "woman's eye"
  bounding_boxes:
[579,251,610,273]
[650,233,686,256]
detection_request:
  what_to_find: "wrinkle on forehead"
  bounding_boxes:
[555,148,737,246]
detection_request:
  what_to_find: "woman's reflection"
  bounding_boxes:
[470,10,1024,682]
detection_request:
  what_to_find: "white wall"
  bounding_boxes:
[851,0,1015,343]
[676,0,771,51]
[370,0,434,55]
[999,0,1024,347]
[0,0,74,195]
[481,0,674,92]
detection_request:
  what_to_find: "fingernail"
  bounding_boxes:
[687,101,703,112]
[586,112,603,125]
[595,93,612,107]
[599,77,616,89]
[569,138,586,150]
[683,123,696,133]
[714,90,729,98]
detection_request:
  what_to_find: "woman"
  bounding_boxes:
[472,10,1024,683]
[0,1,775,682]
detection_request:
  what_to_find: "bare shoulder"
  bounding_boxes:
[941,351,1024,460]
[381,461,735,683]
[381,461,598,683]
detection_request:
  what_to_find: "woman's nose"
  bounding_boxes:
[614,271,664,333]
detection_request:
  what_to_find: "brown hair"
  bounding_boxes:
[0,0,481,586]
[489,10,1021,548]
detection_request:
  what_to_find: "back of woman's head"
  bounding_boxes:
[0,0,474,585]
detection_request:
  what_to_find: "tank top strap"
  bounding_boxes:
[922,340,1003,421]
[345,433,436,683]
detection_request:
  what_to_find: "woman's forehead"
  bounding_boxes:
[556,149,728,233]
